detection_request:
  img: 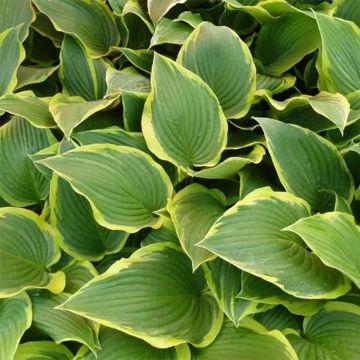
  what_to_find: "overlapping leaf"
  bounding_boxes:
[58,244,223,348]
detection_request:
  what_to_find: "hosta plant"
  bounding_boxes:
[1,0,360,359]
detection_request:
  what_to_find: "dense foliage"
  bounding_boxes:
[1,0,360,359]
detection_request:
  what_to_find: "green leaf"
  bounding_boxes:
[334,193,353,214]
[0,0,35,42]
[254,306,302,331]
[50,171,129,261]
[63,261,97,293]
[73,127,147,152]
[16,65,58,91]
[148,0,186,23]
[256,73,295,94]
[239,164,273,200]
[31,12,64,47]
[260,91,350,133]
[0,91,56,128]
[76,326,191,360]
[193,145,265,179]
[178,22,256,118]
[204,258,273,326]
[122,92,146,131]
[192,319,298,360]
[150,17,194,47]
[119,47,154,73]
[121,0,153,49]
[286,212,360,288]
[105,67,151,97]
[141,217,179,246]
[0,292,32,360]
[0,27,25,96]
[142,53,227,172]
[255,12,319,76]
[168,184,226,270]
[29,142,60,180]
[256,118,354,212]
[316,12,360,95]
[286,302,360,360]
[0,207,64,297]
[49,94,116,138]
[58,243,223,348]
[199,188,351,299]
[31,292,99,353]
[0,116,56,206]
[60,35,108,101]
[33,0,120,57]
[239,272,325,316]
[38,144,173,233]
[335,0,360,26]
[14,342,73,360]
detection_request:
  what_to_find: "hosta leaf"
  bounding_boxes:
[121,0,153,49]
[199,188,351,299]
[60,35,108,101]
[204,258,273,326]
[58,243,223,348]
[141,217,179,246]
[193,145,265,179]
[16,65,58,91]
[105,67,151,97]
[14,342,73,360]
[168,184,226,270]
[31,11,64,47]
[0,116,56,206]
[31,292,99,353]
[0,27,25,96]
[50,172,128,261]
[334,193,352,214]
[239,165,273,200]
[254,306,302,331]
[33,0,120,57]
[30,142,60,180]
[192,319,298,360]
[0,91,55,128]
[122,0,154,33]
[175,11,203,27]
[261,91,350,133]
[286,302,360,360]
[49,94,115,138]
[148,0,186,23]
[122,92,146,131]
[178,22,256,118]
[0,293,32,360]
[227,131,265,150]
[256,73,296,94]
[73,127,147,152]
[316,12,360,95]
[63,261,97,293]
[150,17,195,48]
[76,327,191,360]
[0,0,34,42]
[335,0,360,26]
[239,272,325,316]
[119,47,154,73]
[39,144,173,233]
[257,118,354,212]
[287,212,360,288]
[107,0,126,14]
[0,207,64,297]
[142,53,227,171]
[255,12,319,76]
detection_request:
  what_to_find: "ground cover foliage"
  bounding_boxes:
[1,0,360,359]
